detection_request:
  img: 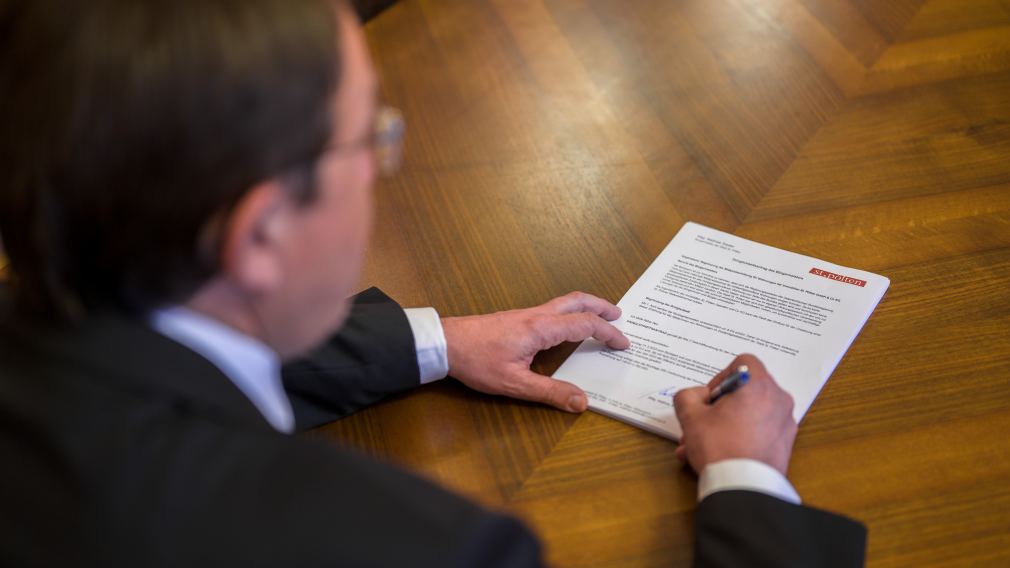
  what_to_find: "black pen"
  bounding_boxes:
[709,365,750,404]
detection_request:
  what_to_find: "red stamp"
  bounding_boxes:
[809,268,866,287]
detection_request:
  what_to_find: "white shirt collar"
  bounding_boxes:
[149,306,295,433]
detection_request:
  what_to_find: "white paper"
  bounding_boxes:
[553,222,889,440]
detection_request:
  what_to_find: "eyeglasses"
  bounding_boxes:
[325,105,405,177]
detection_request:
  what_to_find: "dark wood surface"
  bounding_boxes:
[316,1,1010,566]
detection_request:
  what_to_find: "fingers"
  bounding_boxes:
[673,385,709,422]
[672,386,708,467]
[539,312,630,350]
[510,370,588,413]
[548,291,623,321]
[707,353,769,388]
[675,444,687,462]
[676,355,799,475]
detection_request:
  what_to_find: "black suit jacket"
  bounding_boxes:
[0,288,866,567]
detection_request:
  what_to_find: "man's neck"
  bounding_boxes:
[183,279,271,350]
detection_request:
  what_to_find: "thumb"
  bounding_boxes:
[513,369,588,413]
[673,386,709,423]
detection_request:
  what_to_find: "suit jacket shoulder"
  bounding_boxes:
[0,292,543,567]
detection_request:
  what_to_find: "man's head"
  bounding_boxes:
[0,0,380,356]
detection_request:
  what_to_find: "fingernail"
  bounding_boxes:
[568,395,587,412]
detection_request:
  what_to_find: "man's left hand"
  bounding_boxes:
[441,291,630,413]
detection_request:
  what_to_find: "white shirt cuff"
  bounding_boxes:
[698,458,801,505]
[403,308,449,384]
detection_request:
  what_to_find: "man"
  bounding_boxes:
[0,0,866,566]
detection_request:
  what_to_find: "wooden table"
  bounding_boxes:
[317,1,1010,565]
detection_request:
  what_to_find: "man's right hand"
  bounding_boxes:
[673,354,798,476]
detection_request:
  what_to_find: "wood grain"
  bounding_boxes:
[314,1,1010,565]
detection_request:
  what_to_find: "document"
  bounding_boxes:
[553,222,889,439]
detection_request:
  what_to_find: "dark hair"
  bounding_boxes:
[0,0,343,320]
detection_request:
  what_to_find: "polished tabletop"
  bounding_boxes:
[317,1,1010,566]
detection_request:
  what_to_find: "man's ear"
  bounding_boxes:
[218,181,293,295]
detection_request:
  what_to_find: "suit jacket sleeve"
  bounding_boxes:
[281,287,421,430]
[694,490,867,567]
